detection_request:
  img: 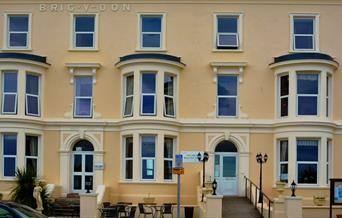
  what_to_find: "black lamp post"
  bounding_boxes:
[212,179,217,195]
[198,152,209,201]
[256,153,268,203]
[291,180,297,197]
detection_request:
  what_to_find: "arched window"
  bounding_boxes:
[72,140,94,152]
[215,140,237,152]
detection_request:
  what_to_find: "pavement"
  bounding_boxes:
[222,197,261,218]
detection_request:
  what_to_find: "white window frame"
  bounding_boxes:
[296,73,320,116]
[278,74,289,118]
[163,137,175,181]
[296,139,319,185]
[216,74,239,117]
[140,73,157,116]
[123,74,134,117]
[25,135,39,177]
[140,135,156,181]
[1,71,18,115]
[213,13,243,52]
[290,13,319,52]
[326,139,332,185]
[123,136,133,180]
[25,73,40,117]
[73,76,93,118]
[4,13,32,50]
[163,74,176,118]
[326,74,332,117]
[71,14,98,50]
[2,133,17,179]
[277,139,289,183]
[137,13,166,51]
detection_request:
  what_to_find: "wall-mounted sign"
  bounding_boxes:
[329,178,342,218]
[175,154,183,168]
[181,151,203,163]
[39,4,131,13]
[94,162,104,170]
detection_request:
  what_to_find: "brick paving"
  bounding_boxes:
[222,197,261,218]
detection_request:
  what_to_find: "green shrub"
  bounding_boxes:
[9,168,51,215]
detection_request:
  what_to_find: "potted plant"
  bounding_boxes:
[313,194,326,206]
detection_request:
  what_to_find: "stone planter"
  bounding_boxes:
[275,181,286,197]
[313,195,326,206]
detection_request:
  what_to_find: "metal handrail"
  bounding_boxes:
[244,176,274,218]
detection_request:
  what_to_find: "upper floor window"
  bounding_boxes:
[216,15,240,50]
[141,135,156,180]
[2,71,18,114]
[297,74,319,116]
[164,75,175,117]
[140,15,164,49]
[292,15,318,51]
[25,74,40,117]
[279,75,289,117]
[3,134,17,177]
[74,76,93,118]
[7,14,30,49]
[217,75,238,117]
[278,140,288,183]
[297,139,318,184]
[124,136,133,180]
[73,15,96,49]
[124,75,134,117]
[141,73,156,115]
[164,137,174,180]
[25,135,38,177]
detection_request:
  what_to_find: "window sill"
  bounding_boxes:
[2,48,32,51]
[0,177,16,181]
[119,180,177,185]
[68,48,99,52]
[135,48,168,52]
[212,49,243,53]
[289,49,320,53]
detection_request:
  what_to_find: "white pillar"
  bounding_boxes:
[17,69,26,116]
[287,135,296,183]
[156,70,164,118]
[94,151,104,191]
[239,152,250,196]
[133,70,140,117]
[59,151,71,194]
[288,70,296,119]
[133,132,140,181]
[16,130,26,170]
[156,133,163,181]
[80,193,99,218]
[284,196,303,218]
[319,137,327,186]
[320,71,327,118]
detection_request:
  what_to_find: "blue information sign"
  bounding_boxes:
[175,154,183,168]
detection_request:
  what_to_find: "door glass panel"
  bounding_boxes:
[74,155,82,172]
[73,175,82,190]
[214,155,220,177]
[85,176,93,190]
[85,155,93,172]
[223,156,236,177]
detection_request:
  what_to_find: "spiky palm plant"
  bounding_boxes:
[10,168,51,215]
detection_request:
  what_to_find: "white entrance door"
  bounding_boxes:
[214,153,238,195]
[72,151,94,192]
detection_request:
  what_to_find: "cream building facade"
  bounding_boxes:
[0,0,342,207]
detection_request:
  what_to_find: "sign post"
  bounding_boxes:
[173,154,184,218]
[330,178,342,218]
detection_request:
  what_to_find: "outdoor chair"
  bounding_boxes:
[160,203,173,218]
[100,205,119,218]
[117,202,132,217]
[138,203,154,218]
[121,206,137,218]
[102,202,111,208]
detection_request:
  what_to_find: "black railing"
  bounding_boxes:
[244,176,273,218]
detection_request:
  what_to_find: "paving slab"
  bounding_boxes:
[222,197,261,218]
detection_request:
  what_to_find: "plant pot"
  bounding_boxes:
[313,196,326,206]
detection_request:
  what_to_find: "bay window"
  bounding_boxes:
[74,76,93,118]
[279,75,289,117]
[164,137,174,180]
[141,136,156,180]
[25,135,38,177]
[278,140,288,183]
[217,75,238,117]
[297,74,319,116]
[164,75,175,117]
[2,71,18,114]
[124,136,133,180]
[124,75,134,117]
[25,74,40,116]
[297,139,318,184]
[3,134,17,177]
[141,73,156,115]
